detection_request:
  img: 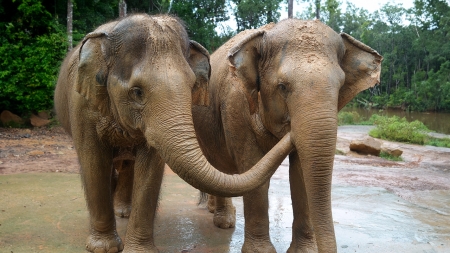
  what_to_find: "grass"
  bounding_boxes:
[379,151,403,161]
[425,137,450,148]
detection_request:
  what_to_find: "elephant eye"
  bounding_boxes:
[130,87,144,101]
[277,83,289,98]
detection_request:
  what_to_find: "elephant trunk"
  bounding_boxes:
[291,109,338,252]
[145,94,293,197]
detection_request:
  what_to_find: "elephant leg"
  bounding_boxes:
[73,132,122,252]
[241,181,275,253]
[287,151,318,253]
[123,145,164,252]
[212,196,236,229]
[113,159,134,218]
[207,194,216,213]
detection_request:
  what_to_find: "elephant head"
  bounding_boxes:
[72,14,293,197]
[226,19,382,251]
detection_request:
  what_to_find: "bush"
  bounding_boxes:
[426,137,450,148]
[369,115,430,144]
[0,0,67,115]
[338,111,361,125]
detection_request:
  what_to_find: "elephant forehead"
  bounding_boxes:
[266,19,343,55]
[109,14,190,57]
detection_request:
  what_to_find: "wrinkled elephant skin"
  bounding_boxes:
[54,14,293,253]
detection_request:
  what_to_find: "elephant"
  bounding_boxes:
[190,19,383,252]
[54,14,294,253]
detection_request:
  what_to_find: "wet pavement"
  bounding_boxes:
[1,125,450,253]
[1,162,449,253]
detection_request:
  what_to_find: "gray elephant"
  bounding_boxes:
[54,14,293,253]
[191,19,383,253]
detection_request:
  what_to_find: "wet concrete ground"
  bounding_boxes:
[1,126,449,252]
[1,163,449,253]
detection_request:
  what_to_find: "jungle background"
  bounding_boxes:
[0,0,449,117]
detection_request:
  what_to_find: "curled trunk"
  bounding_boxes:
[147,104,293,197]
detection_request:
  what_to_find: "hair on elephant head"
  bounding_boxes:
[189,18,383,252]
[54,14,293,253]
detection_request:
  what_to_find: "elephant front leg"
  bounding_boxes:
[241,181,275,253]
[209,195,236,229]
[73,136,123,252]
[287,151,318,253]
[123,145,164,253]
[113,159,134,218]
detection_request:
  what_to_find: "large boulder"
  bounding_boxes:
[1,110,24,126]
[30,114,51,127]
[349,137,382,156]
[381,143,403,157]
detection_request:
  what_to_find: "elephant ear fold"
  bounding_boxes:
[338,33,383,111]
[189,40,211,106]
[228,29,265,114]
[75,32,111,116]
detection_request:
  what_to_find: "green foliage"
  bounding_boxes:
[379,151,403,161]
[338,111,361,125]
[337,110,374,125]
[232,0,283,31]
[169,0,230,52]
[369,115,430,144]
[426,137,450,148]
[0,0,67,115]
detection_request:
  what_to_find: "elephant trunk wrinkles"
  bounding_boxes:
[147,103,294,197]
[291,110,338,252]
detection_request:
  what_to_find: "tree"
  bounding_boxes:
[67,0,73,50]
[169,0,229,51]
[119,0,127,18]
[0,0,67,114]
[288,0,294,18]
[232,0,283,31]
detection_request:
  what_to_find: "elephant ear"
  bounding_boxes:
[189,40,211,106]
[338,33,383,111]
[75,32,111,116]
[227,30,266,114]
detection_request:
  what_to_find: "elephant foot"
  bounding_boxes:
[114,202,131,218]
[287,244,318,253]
[85,232,123,253]
[242,237,276,253]
[213,205,236,228]
[122,245,159,253]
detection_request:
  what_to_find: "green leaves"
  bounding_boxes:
[369,115,430,144]
[0,0,67,114]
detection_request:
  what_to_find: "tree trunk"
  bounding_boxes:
[315,0,321,20]
[67,0,73,51]
[288,0,293,18]
[119,0,127,18]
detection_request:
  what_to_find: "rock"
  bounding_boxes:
[28,150,45,156]
[30,114,51,127]
[37,110,51,120]
[381,144,403,157]
[349,137,382,156]
[1,110,24,126]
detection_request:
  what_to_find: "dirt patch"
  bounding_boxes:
[0,127,79,174]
